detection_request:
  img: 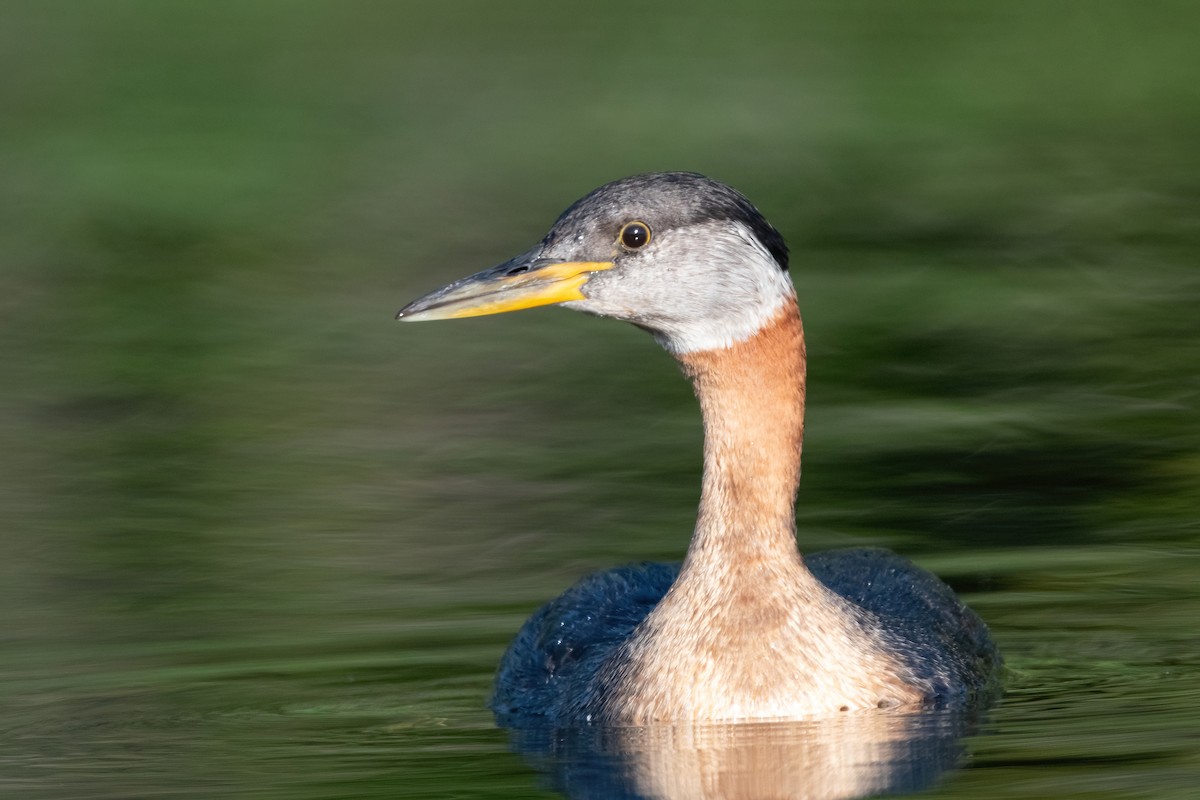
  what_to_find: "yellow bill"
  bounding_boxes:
[396,255,614,322]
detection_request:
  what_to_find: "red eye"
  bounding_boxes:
[619,221,651,249]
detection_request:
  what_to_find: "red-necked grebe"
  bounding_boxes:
[398,172,999,723]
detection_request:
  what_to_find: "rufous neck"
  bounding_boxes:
[675,300,807,569]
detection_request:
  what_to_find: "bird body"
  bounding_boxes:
[593,304,925,722]
[398,172,1000,724]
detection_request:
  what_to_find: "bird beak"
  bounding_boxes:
[396,250,614,322]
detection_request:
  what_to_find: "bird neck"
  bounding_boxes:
[599,297,924,722]
[675,299,807,574]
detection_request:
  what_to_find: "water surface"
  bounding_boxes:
[2,3,1198,798]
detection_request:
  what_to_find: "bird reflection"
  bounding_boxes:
[501,708,980,800]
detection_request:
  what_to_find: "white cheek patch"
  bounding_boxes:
[566,221,796,353]
[655,223,795,356]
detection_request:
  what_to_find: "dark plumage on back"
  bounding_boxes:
[492,551,998,723]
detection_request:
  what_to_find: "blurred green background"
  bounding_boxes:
[1,2,1198,798]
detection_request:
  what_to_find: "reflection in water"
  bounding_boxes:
[503,709,979,799]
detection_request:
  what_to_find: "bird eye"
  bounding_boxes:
[619,221,651,249]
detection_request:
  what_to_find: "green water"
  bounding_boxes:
[2,2,1198,797]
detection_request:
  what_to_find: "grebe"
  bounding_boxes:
[398,172,999,724]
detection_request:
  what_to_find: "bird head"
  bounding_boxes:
[397,172,793,354]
